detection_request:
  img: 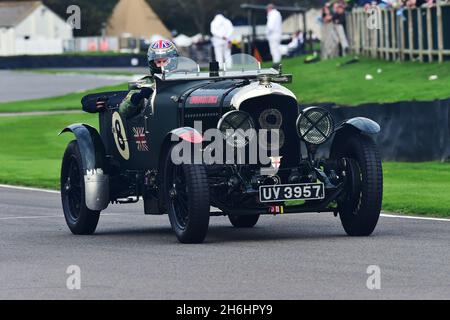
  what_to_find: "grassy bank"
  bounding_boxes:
[0,113,448,217]
[281,56,450,105]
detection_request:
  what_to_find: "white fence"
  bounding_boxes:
[346,3,450,62]
[14,39,64,55]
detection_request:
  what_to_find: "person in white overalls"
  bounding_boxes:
[266,4,283,67]
[210,13,234,70]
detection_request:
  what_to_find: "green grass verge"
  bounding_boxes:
[0,113,448,217]
[383,162,450,217]
[0,113,97,189]
[280,56,450,105]
[0,82,127,113]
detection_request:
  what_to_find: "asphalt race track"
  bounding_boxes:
[0,71,132,103]
[0,185,449,300]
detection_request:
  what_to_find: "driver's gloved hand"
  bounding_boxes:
[95,96,108,111]
[120,86,153,119]
[130,87,152,106]
[130,91,144,106]
[140,87,153,99]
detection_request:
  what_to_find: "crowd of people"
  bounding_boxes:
[320,0,446,59]
[356,0,439,10]
[324,0,441,11]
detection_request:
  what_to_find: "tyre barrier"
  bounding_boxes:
[301,98,450,162]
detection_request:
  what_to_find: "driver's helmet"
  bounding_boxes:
[147,39,179,75]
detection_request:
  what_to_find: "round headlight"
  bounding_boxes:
[217,110,255,148]
[296,107,334,145]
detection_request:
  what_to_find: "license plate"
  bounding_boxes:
[259,183,325,203]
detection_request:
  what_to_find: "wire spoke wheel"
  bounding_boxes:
[163,144,210,243]
[170,165,189,229]
[60,141,100,235]
[65,156,82,221]
[331,134,383,236]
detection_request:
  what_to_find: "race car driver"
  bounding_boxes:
[119,39,179,119]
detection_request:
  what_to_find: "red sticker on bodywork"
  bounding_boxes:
[179,131,203,144]
[189,96,219,104]
[269,205,284,215]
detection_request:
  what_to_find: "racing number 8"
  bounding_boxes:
[115,120,126,151]
[112,112,130,160]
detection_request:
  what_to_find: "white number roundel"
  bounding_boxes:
[112,112,130,160]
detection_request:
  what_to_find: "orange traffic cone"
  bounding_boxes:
[253,47,263,63]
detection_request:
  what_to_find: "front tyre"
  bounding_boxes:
[331,134,383,236]
[60,141,100,235]
[228,214,260,228]
[163,147,210,243]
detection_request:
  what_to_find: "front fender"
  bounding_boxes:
[159,127,203,170]
[169,127,203,144]
[331,117,380,158]
[60,124,109,211]
[335,117,380,135]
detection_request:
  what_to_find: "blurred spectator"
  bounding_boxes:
[320,1,349,59]
[281,31,304,57]
[322,3,333,23]
[210,12,234,70]
[363,0,435,8]
[266,4,283,68]
[333,1,349,55]
[405,0,436,7]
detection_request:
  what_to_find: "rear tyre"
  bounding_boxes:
[228,214,260,228]
[162,146,210,243]
[331,134,383,236]
[60,141,100,235]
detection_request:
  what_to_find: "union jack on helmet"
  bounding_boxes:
[147,39,179,75]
